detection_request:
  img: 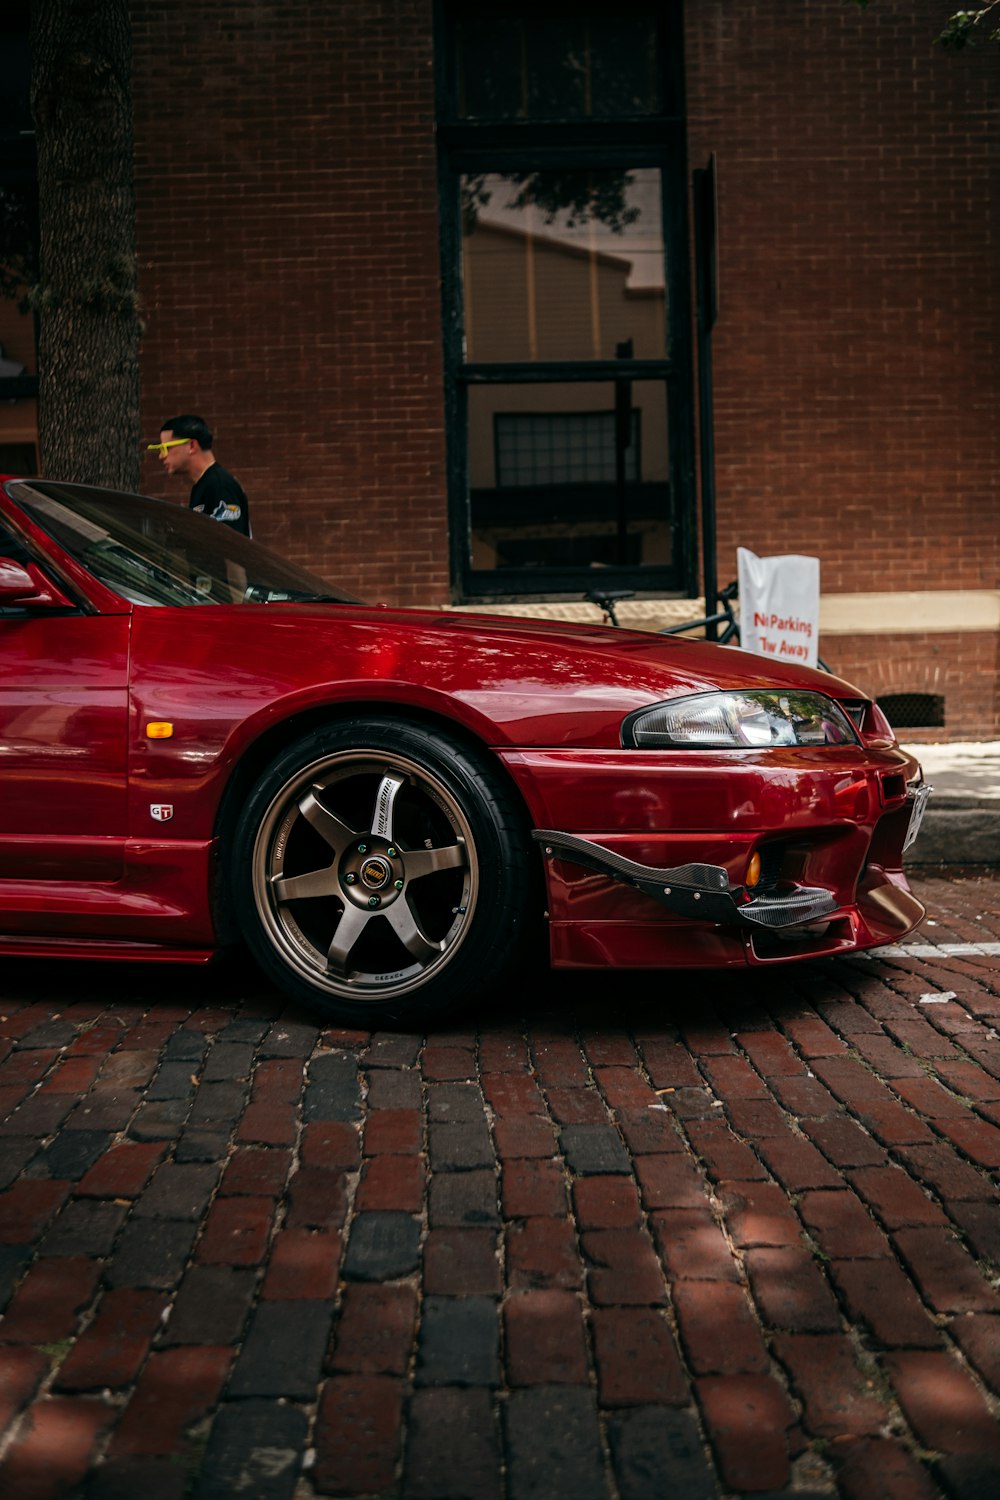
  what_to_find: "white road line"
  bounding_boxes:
[869,942,1000,958]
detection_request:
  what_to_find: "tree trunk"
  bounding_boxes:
[30,0,140,489]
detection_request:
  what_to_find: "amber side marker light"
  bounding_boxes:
[746,851,762,889]
[145,722,174,739]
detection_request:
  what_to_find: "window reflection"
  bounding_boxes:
[461,168,667,363]
[468,381,672,573]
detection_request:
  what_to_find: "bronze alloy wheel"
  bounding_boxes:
[231,720,532,1023]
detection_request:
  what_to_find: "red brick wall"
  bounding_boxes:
[684,0,999,596]
[131,0,447,606]
[131,0,999,670]
[821,632,1000,742]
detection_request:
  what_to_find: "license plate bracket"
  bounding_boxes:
[903,782,932,852]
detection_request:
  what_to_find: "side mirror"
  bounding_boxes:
[0,557,74,610]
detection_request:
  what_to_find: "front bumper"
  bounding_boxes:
[532,829,839,930]
[533,775,932,933]
[511,747,932,966]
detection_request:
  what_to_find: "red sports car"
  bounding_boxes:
[0,479,929,1025]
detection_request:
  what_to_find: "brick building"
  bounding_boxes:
[3,1,998,737]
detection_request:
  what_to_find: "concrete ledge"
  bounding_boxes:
[905,807,1000,867]
[450,591,1000,637]
[821,590,1000,635]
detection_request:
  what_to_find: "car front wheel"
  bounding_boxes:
[230,718,534,1026]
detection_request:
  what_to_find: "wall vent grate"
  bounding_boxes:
[877,693,945,730]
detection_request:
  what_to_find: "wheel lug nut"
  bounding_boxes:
[368,895,380,908]
[394,879,404,890]
[357,843,367,854]
[387,846,397,858]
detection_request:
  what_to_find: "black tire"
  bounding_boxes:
[229,718,534,1026]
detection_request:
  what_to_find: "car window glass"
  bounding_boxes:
[8,481,359,608]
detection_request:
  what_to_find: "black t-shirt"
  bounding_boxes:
[189,462,250,535]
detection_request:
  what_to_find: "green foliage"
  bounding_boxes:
[937,5,1000,50]
[852,0,1000,50]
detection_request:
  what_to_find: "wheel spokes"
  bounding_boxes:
[370,774,405,842]
[326,903,374,977]
[260,752,477,995]
[272,866,339,903]
[299,787,357,853]
[402,839,467,882]
[385,898,444,966]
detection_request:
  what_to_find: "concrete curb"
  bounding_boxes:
[902,742,1000,867]
[905,805,1000,866]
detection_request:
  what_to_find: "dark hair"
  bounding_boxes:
[161,414,213,449]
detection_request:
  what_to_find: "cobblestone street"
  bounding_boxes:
[0,869,998,1500]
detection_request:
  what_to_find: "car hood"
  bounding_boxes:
[309,599,854,695]
[420,605,833,685]
[128,600,870,754]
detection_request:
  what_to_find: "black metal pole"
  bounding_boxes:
[614,339,633,565]
[693,159,719,639]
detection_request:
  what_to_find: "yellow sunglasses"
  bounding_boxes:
[146,437,191,456]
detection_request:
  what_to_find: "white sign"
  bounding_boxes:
[737,548,820,668]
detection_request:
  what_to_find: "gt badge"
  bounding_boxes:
[150,804,174,823]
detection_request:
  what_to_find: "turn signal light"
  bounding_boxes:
[746,851,762,888]
[145,722,174,739]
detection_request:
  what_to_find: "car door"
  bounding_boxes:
[0,515,130,885]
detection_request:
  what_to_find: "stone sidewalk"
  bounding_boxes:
[0,870,999,1500]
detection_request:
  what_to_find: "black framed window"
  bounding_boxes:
[453,8,664,122]
[436,0,694,601]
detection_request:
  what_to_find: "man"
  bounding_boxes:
[150,414,251,535]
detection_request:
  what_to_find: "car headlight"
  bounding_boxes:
[622,691,859,749]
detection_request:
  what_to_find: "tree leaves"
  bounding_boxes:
[852,0,1000,51]
[936,5,1000,51]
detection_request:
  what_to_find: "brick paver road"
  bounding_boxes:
[0,869,998,1499]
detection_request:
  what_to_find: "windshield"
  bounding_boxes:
[8,480,359,608]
